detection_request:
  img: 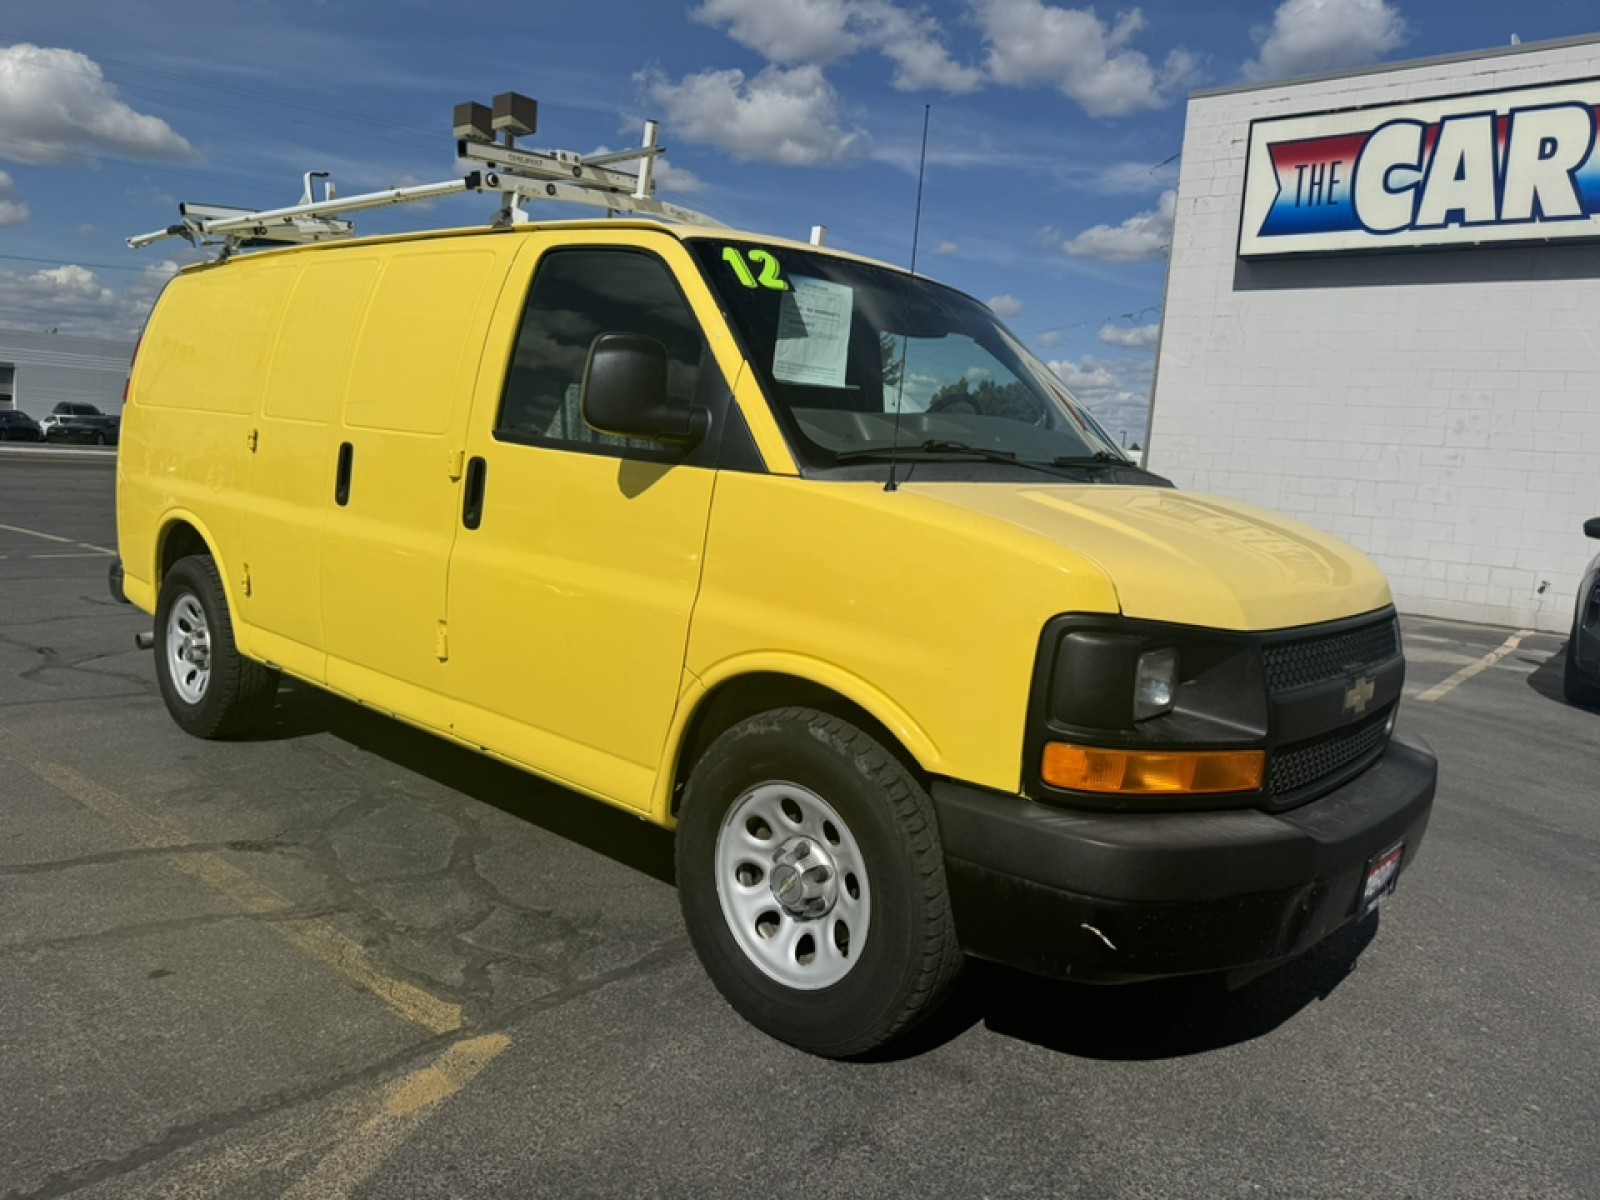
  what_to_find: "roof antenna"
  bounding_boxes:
[885,103,930,494]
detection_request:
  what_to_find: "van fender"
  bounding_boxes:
[153,508,250,646]
[654,651,945,824]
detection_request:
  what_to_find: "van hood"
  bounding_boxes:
[909,483,1392,631]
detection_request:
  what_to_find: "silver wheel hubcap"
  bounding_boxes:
[714,782,871,990]
[166,593,211,705]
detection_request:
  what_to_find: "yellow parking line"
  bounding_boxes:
[7,747,463,1035]
[1415,630,1533,703]
[277,1034,510,1200]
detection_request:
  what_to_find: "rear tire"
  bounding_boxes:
[154,555,278,738]
[675,706,963,1058]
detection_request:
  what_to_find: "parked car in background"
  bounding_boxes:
[0,409,44,441]
[1565,517,1600,706]
[40,402,120,445]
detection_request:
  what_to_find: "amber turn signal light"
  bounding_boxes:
[1041,743,1265,795]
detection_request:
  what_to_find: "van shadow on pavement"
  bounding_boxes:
[877,914,1378,1062]
[250,678,1378,1063]
[254,679,677,885]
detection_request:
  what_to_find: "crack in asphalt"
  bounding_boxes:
[1,937,689,1200]
[0,841,284,876]
[0,903,353,957]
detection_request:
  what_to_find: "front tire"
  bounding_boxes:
[154,555,278,738]
[675,706,963,1057]
[1563,631,1600,707]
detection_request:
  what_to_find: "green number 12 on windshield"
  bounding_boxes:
[723,246,789,291]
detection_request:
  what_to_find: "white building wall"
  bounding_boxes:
[1148,37,1600,633]
[0,328,134,416]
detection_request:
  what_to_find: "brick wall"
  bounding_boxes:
[1148,38,1600,632]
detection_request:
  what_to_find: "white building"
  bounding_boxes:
[0,328,135,417]
[1149,34,1600,633]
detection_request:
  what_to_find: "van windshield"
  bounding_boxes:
[689,239,1132,475]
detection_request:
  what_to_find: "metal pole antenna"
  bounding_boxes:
[885,104,931,494]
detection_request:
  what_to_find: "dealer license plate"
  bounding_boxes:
[1360,843,1405,918]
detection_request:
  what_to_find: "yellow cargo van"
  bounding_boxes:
[114,219,1436,1056]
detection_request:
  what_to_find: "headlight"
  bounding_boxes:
[1133,647,1178,721]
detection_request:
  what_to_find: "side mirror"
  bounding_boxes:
[1585,517,1600,540]
[581,333,708,446]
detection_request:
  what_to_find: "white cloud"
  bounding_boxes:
[692,0,859,66]
[1036,329,1062,348]
[975,0,1198,117]
[1098,321,1161,349]
[936,241,959,256]
[1243,0,1407,82]
[1050,356,1119,394]
[1048,352,1154,444]
[694,0,982,94]
[856,1,985,93]
[77,223,96,238]
[655,160,707,194]
[0,44,196,165]
[639,65,860,166]
[1062,189,1175,262]
[0,258,178,341]
[0,171,26,226]
[987,294,1024,318]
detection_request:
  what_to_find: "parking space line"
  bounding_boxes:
[0,520,75,544]
[277,1034,510,1200]
[30,552,111,559]
[3,743,464,1036]
[1415,629,1533,703]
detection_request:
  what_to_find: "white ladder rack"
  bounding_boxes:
[128,93,721,257]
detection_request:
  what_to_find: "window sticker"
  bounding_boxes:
[772,276,853,387]
[722,246,789,290]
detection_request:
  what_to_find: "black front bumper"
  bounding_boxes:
[932,736,1436,983]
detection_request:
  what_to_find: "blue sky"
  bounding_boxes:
[1,0,1595,440]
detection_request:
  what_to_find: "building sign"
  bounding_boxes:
[1238,78,1600,257]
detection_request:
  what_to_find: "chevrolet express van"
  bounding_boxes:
[114,221,1437,1056]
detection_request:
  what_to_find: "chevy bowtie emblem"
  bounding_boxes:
[1343,675,1376,717]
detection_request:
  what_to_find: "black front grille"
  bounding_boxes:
[1269,704,1393,796]
[1262,618,1398,693]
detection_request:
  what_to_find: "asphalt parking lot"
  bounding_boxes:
[2,454,1597,1199]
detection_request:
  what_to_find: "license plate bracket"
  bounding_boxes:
[1359,842,1405,918]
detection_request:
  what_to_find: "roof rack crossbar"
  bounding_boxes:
[127,98,721,257]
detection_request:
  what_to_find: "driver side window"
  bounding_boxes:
[495,248,706,458]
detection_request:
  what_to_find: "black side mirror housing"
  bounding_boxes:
[1585,517,1600,540]
[581,333,709,446]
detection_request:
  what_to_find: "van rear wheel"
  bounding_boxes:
[675,706,963,1057]
[154,555,278,738]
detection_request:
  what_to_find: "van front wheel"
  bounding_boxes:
[154,555,278,738]
[675,707,962,1057]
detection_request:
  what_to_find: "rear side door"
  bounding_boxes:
[444,230,752,811]
[320,238,518,731]
[239,253,379,683]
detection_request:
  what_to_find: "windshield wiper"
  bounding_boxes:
[835,439,1086,480]
[1049,451,1134,468]
[836,438,1016,464]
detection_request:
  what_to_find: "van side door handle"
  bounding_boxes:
[462,456,487,530]
[335,441,354,506]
